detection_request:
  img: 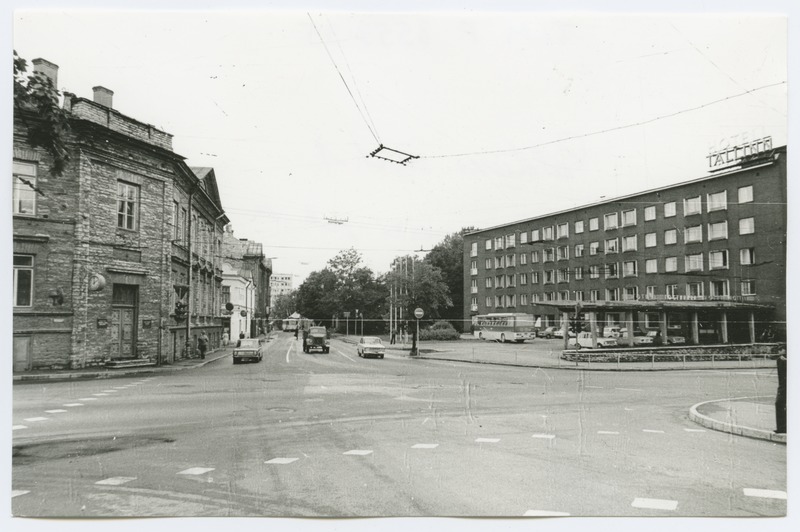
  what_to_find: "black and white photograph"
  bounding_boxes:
[5,0,794,528]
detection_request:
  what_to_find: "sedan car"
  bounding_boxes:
[536,327,556,339]
[232,338,263,364]
[646,330,686,345]
[620,328,654,346]
[553,328,576,339]
[357,336,385,359]
[568,332,618,349]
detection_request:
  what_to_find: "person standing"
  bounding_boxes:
[198,331,209,360]
[390,328,397,345]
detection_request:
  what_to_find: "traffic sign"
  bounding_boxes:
[414,308,424,319]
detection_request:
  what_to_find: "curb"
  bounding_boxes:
[689,397,786,444]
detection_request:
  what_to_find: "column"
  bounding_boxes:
[748,311,756,343]
[691,311,699,344]
[562,311,570,350]
[660,311,668,342]
[720,311,728,343]
[625,311,634,347]
[589,311,598,349]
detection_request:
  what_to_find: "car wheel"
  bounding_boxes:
[500,333,506,343]
[233,358,238,365]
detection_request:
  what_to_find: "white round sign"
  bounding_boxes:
[414,308,424,319]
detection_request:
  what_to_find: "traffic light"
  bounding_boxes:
[569,314,584,334]
[174,301,187,321]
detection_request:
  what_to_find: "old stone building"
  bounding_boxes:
[13,58,228,371]
[220,227,273,338]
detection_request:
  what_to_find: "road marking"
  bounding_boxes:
[532,434,556,439]
[24,417,48,422]
[412,443,439,449]
[113,386,127,389]
[285,343,293,363]
[96,477,137,486]
[11,490,30,498]
[45,409,68,414]
[684,428,706,433]
[102,390,119,393]
[12,425,28,430]
[584,385,603,389]
[632,498,678,511]
[615,387,643,392]
[643,429,665,434]
[624,407,634,411]
[343,450,373,456]
[597,431,619,435]
[63,403,84,407]
[523,509,570,517]
[264,457,299,464]
[177,467,215,475]
[336,348,356,362]
[92,393,109,396]
[743,488,787,500]
[78,398,98,401]
[475,438,500,443]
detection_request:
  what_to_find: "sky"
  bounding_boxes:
[9,3,791,286]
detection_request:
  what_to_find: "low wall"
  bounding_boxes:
[561,343,785,363]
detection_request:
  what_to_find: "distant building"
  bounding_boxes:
[463,142,786,344]
[269,273,294,308]
[220,227,272,337]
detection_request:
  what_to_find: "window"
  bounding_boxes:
[740,248,755,265]
[622,209,637,226]
[664,201,676,218]
[506,254,516,267]
[531,250,540,263]
[557,269,568,283]
[645,258,657,274]
[505,234,516,248]
[507,294,516,307]
[623,260,638,277]
[470,279,478,293]
[741,280,756,296]
[520,231,528,244]
[684,225,702,243]
[485,239,492,250]
[622,235,637,252]
[531,272,540,284]
[664,229,677,245]
[707,191,727,211]
[604,238,618,254]
[520,294,528,306]
[590,290,600,302]
[13,161,37,215]
[710,280,729,297]
[574,266,583,280]
[575,290,585,301]
[507,274,516,287]
[624,286,639,301]
[646,286,657,298]
[495,296,503,308]
[470,242,478,257]
[738,185,754,204]
[485,296,493,307]
[589,217,599,231]
[14,255,34,307]
[559,291,570,301]
[485,258,493,269]
[495,237,504,249]
[589,265,600,279]
[519,253,527,265]
[542,226,554,241]
[709,250,729,270]
[589,242,600,255]
[544,270,555,284]
[665,257,678,272]
[532,293,541,303]
[666,284,678,297]
[687,282,704,297]
[575,244,584,257]
[575,220,585,234]
[604,212,619,230]
[172,201,180,240]
[495,257,503,269]
[739,218,755,235]
[485,277,492,288]
[557,246,569,260]
[644,205,656,221]
[606,288,619,301]
[685,253,703,272]
[543,248,555,262]
[605,263,619,279]
[531,229,540,242]
[117,181,140,230]
[544,292,555,302]
[520,273,528,285]
[645,233,657,248]
[495,275,504,288]
[470,260,477,272]
[684,196,702,216]
[557,223,569,239]
[708,221,728,241]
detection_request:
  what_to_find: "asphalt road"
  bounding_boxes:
[12,333,786,517]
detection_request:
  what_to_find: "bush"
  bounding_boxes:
[420,321,460,341]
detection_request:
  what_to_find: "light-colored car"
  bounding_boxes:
[537,327,556,339]
[233,338,263,364]
[568,332,618,349]
[553,328,576,339]
[602,326,622,338]
[620,328,654,346]
[646,330,686,345]
[357,336,385,359]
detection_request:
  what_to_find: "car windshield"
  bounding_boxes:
[309,327,326,335]
[238,339,259,348]
[362,337,382,345]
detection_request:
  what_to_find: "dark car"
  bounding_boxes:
[303,326,330,353]
[232,338,263,364]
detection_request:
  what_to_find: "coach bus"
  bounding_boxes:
[472,313,536,343]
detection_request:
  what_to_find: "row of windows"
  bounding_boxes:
[470,185,755,255]
[476,248,755,288]
[476,279,757,308]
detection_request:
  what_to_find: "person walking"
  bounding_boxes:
[198,332,209,360]
[390,328,396,345]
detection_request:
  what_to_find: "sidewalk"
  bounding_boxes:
[690,397,786,444]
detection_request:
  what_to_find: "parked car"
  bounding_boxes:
[619,328,654,346]
[357,336,385,359]
[553,328,576,339]
[602,326,622,338]
[537,327,556,338]
[232,338,263,364]
[303,326,330,353]
[646,330,686,345]
[568,332,618,349]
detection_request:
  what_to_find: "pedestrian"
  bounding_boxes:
[222,328,229,346]
[198,331,209,359]
[390,328,396,345]
[237,331,245,347]
[294,327,299,340]
[653,330,664,346]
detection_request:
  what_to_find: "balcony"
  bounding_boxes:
[470,268,478,276]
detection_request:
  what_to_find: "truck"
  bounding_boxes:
[303,326,330,353]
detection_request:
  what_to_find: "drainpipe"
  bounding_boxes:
[185,189,194,357]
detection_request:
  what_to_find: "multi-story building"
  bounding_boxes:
[220,227,272,337]
[269,273,293,308]
[13,58,228,371]
[463,143,786,345]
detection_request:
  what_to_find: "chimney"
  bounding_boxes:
[92,86,114,108]
[31,58,59,87]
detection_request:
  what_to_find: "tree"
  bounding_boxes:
[295,269,338,326]
[424,227,476,331]
[271,291,298,322]
[13,51,71,176]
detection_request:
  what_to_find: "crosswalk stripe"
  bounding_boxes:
[177,467,215,475]
[265,458,299,464]
[743,488,787,500]
[632,497,678,511]
[95,477,137,486]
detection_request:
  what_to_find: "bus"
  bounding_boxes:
[472,313,536,343]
